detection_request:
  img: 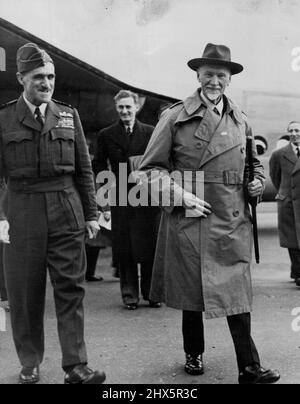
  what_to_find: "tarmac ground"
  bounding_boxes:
[0,202,299,384]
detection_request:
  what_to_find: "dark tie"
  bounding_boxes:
[297,147,300,158]
[213,107,220,116]
[35,107,43,128]
[126,126,132,136]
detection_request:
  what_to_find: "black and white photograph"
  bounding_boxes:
[0,0,300,387]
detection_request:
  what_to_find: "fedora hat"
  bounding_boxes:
[188,43,243,75]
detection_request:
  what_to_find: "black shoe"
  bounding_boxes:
[295,278,300,287]
[238,364,280,384]
[86,276,104,282]
[19,366,40,384]
[148,300,161,308]
[184,354,204,376]
[64,364,106,384]
[124,303,138,310]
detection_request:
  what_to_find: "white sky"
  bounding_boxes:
[1,0,300,99]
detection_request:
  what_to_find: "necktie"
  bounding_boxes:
[213,107,220,116]
[35,107,43,128]
[297,147,300,158]
[126,126,132,136]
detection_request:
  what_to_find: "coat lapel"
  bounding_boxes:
[198,97,243,168]
[16,96,41,132]
[110,121,130,151]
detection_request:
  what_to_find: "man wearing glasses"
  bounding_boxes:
[270,121,300,286]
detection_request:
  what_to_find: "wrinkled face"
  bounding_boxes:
[17,62,55,105]
[197,64,231,102]
[115,97,139,125]
[288,122,300,146]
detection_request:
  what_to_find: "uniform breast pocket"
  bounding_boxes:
[2,131,34,169]
[50,129,75,166]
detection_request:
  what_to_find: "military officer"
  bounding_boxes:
[0,43,105,384]
[138,43,280,384]
[270,121,300,286]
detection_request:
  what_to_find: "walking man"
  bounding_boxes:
[138,43,280,384]
[0,43,105,384]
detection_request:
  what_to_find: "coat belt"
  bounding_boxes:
[174,170,244,185]
[8,175,74,193]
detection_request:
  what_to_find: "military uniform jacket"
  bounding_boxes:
[0,96,97,221]
[269,143,300,249]
[139,90,265,319]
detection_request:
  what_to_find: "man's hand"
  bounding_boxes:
[86,221,100,239]
[248,179,263,198]
[0,220,10,244]
[182,191,211,218]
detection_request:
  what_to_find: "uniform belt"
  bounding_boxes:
[8,175,74,193]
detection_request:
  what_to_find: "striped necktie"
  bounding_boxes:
[35,107,44,128]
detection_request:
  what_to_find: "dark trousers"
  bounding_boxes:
[85,245,101,279]
[0,244,7,301]
[119,260,153,305]
[182,311,260,372]
[4,188,88,370]
[288,248,300,279]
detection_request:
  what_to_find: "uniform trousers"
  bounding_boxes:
[288,249,300,279]
[182,311,260,372]
[4,184,88,370]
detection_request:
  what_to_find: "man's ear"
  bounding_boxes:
[16,72,24,86]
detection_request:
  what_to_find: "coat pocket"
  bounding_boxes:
[62,188,85,230]
[50,129,75,166]
[2,131,34,169]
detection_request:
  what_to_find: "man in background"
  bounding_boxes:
[93,90,160,310]
[270,121,300,286]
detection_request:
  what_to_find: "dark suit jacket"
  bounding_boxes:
[92,119,160,263]
[269,143,300,248]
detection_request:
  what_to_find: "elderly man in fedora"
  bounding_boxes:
[138,43,280,384]
[0,43,105,384]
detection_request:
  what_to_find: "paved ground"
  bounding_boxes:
[0,202,299,384]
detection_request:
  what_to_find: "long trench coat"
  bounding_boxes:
[139,90,264,319]
[269,143,300,249]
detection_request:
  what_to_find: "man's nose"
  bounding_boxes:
[209,75,219,85]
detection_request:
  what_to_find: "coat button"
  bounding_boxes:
[233,210,239,217]
[196,143,202,149]
[240,146,245,153]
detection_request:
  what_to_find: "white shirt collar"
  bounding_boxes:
[200,91,223,116]
[291,142,300,154]
[23,94,48,118]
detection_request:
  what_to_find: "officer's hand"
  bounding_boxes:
[182,191,211,218]
[0,220,10,244]
[248,178,263,198]
[86,221,100,239]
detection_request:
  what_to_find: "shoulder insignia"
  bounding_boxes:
[52,98,73,109]
[0,99,18,110]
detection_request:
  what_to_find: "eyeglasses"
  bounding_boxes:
[288,129,300,133]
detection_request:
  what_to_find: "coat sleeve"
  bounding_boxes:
[138,108,185,213]
[269,151,281,191]
[73,108,98,221]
